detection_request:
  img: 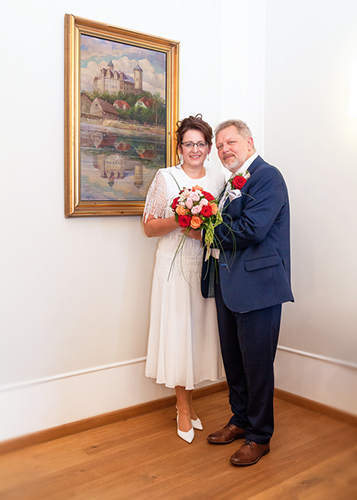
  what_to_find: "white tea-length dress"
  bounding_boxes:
[144,164,226,389]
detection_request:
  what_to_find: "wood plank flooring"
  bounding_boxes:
[0,390,356,500]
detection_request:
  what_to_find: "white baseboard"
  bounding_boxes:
[0,360,173,442]
[1,347,355,442]
[275,346,357,416]
[0,360,224,442]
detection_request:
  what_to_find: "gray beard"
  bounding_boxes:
[223,159,240,172]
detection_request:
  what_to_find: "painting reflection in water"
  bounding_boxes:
[80,125,165,201]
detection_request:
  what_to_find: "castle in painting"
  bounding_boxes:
[93,61,143,94]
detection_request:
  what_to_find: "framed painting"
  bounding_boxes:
[64,14,179,217]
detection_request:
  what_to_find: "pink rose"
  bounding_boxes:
[191,205,202,215]
[185,198,193,209]
[190,191,200,202]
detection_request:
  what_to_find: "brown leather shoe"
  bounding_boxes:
[230,440,270,466]
[207,423,245,444]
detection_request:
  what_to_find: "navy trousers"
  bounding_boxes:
[214,280,282,444]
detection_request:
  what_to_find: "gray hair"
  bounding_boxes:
[215,119,253,140]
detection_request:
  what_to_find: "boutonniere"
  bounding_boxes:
[229,171,251,190]
[219,171,252,211]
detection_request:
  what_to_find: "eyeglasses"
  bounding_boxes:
[181,141,208,149]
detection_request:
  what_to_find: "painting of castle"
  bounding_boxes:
[93,61,143,95]
[79,33,167,202]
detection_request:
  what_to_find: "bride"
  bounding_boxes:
[143,114,225,443]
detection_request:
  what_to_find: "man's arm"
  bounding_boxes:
[215,167,286,251]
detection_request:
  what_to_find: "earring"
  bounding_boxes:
[207,155,210,161]
[179,154,183,165]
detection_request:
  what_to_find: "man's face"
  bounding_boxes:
[216,125,254,172]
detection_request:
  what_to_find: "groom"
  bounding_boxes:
[202,119,294,466]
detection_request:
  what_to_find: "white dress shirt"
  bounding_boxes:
[219,152,258,211]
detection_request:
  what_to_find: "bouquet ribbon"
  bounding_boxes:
[205,248,220,261]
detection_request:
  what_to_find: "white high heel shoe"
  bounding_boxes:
[176,410,194,443]
[191,417,203,431]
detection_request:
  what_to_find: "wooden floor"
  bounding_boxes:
[0,390,356,500]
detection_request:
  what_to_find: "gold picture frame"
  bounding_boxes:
[64,14,179,217]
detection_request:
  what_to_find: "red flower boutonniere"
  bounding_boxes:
[229,171,251,190]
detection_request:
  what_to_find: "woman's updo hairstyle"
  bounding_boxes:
[175,114,213,161]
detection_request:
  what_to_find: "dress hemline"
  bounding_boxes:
[145,374,225,391]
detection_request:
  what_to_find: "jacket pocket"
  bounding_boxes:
[245,255,281,271]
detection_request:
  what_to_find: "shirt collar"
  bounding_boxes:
[236,152,258,175]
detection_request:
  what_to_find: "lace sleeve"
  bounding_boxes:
[143,170,168,222]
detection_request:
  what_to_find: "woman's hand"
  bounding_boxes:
[184,228,202,241]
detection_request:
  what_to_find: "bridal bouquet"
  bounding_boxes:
[171,185,223,261]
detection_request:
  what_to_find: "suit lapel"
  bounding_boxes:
[246,155,263,175]
[221,156,263,210]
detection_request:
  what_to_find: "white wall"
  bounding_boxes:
[265,0,357,412]
[1,0,356,442]
[0,0,263,441]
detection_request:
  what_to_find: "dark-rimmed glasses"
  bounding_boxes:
[181,141,208,149]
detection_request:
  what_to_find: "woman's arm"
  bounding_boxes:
[143,214,178,237]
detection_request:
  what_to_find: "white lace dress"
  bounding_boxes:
[144,164,226,389]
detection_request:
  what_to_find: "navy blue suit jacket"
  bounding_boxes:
[202,156,294,312]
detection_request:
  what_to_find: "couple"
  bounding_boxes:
[143,115,293,466]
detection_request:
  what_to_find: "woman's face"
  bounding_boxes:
[178,129,211,170]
